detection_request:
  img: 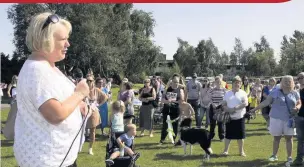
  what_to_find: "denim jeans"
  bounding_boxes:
[295,116,304,161]
[200,107,210,127]
[187,99,200,127]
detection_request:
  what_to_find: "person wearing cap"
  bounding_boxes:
[290,72,304,166]
[186,73,202,127]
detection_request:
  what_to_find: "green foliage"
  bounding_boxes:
[6,4,161,81]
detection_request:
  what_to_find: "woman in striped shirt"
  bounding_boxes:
[209,76,227,141]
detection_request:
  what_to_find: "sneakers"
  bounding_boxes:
[105,159,114,166]
[268,155,278,161]
[287,157,293,163]
[88,148,94,155]
[132,152,141,162]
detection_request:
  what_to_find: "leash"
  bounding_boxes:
[59,98,91,167]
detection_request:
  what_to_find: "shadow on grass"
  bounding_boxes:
[246,132,268,137]
[1,140,14,147]
[134,143,165,150]
[1,155,15,159]
[154,152,204,161]
[201,159,284,167]
[246,128,267,132]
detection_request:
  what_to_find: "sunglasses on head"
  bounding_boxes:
[42,14,60,30]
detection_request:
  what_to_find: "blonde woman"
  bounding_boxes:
[86,75,108,155]
[15,13,90,167]
[222,76,248,156]
[250,75,301,163]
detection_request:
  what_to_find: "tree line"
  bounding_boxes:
[1,4,304,84]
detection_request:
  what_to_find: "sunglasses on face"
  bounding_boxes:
[42,14,60,30]
[298,77,304,80]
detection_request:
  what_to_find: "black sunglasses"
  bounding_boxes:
[42,14,60,30]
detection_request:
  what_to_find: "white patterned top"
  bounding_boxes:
[15,60,82,167]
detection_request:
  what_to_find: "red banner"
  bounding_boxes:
[2,0,290,3]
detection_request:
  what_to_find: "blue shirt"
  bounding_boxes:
[119,133,134,147]
[269,89,300,121]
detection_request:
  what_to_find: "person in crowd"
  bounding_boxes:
[209,76,227,141]
[118,81,135,124]
[199,78,212,129]
[14,12,90,167]
[85,75,108,155]
[250,75,301,163]
[109,100,125,134]
[222,76,248,156]
[241,76,251,117]
[7,75,18,103]
[261,77,277,129]
[186,73,202,127]
[290,72,304,166]
[250,78,263,114]
[158,73,185,146]
[95,77,110,136]
[139,78,156,137]
[219,74,229,89]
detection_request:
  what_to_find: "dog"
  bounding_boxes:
[179,126,213,161]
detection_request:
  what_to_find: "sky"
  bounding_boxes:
[1,1,304,60]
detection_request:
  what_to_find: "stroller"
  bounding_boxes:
[105,115,139,167]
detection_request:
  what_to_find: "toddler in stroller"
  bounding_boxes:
[105,124,140,167]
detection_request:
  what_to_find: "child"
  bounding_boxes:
[178,100,195,128]
[247,89,258,123]
[109,100,125,134]
[105,124,141,166]
[174,99,194,146]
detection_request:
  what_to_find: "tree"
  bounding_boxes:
[233,38,244,65]
[7,4,160,80]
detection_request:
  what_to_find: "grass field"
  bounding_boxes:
[0,84,298,167]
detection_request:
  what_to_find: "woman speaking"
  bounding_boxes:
[14,12,89,167]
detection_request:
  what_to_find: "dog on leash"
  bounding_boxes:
[179,127,213,160]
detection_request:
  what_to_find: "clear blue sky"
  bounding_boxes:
[1,1,304,60]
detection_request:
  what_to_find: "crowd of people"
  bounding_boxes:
[1,12,304,167]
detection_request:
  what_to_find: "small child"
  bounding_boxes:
[178,100,194,128]
[174,99,194,146]
[105,124,141,166]
[110,100,125,134]
[247,89,259,123]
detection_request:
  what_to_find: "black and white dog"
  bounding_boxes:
[179,121,213,160]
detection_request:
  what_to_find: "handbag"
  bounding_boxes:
[280,89,296,128]
[212,104,231,123]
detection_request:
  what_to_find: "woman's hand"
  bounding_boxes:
[79,101,88,116]
[75,79,90,97]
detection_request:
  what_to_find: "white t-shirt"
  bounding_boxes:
[14,60,82,167]
[224,89,248,120]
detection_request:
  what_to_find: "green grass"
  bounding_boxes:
[0,84,299,167]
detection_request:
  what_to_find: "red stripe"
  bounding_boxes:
[3,0,290,3]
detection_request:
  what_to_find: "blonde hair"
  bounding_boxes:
[232,75,242,83]
[111,100,125,113]
[126,124,136,131]
[26,12,72,53]
[144,78,151,83]
[280,75,295,90]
